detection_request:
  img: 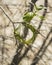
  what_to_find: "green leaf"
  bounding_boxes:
[14,25,21,35]
[39,16,45,20]
[23,12,36,22]
[34,4,44,10]
[23,23,38,44]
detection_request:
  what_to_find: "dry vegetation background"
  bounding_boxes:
[0,0,52,65]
